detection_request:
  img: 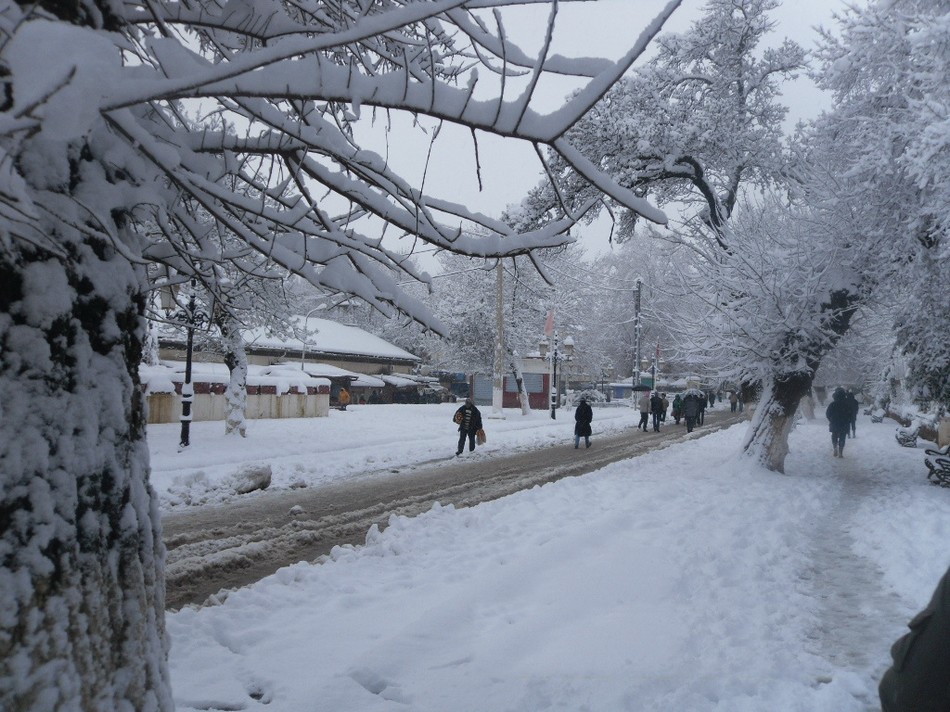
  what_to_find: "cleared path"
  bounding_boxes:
[162,409,746,610]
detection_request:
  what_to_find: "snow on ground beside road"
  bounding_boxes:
[148,402,647,507]
[164,411,950,712]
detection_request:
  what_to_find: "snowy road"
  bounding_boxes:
[161,410,747,609]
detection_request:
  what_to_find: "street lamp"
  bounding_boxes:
[299,305,322,370]
[161,277,207,450]
[539,330,574,419]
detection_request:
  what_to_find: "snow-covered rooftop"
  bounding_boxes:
[139,361,331,394]
[245,317,420,363]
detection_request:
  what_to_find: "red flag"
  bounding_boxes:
[544,310,554,337]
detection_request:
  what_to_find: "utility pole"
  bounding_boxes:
[633,278,642,392]
[491,260,505,418]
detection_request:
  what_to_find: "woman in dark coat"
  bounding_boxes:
[671,394,683,424]
[574,397,593,449]
[454,398,483,456]
[826,388,852,457]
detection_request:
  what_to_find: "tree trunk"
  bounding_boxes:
[0,237,172,710]
[741,372,814,473]
[508,352,531,415]
[220,317,249,437]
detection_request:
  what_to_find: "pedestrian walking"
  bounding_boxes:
[574,397,593,449]
[638,391,651,431]
[845,389,859,438]
[699,392,707,425]
[682,390,702,433]
[338,386,351,411]
[650,391,664,432]
[825,388,851,457]
[660,393,669,422]
[671,394,683,425]
[729,391,738,413]
[453,397,483,456]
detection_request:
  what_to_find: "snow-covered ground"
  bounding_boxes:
[151,406,950,712]
[148,402,650,507]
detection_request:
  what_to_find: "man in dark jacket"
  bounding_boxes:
[682,391,702,433]
[650,392,664,432]
[825,388,852,457]
[574,397,593,449]
[880,564,950,712]
[845,389,859,437]
[454,398,483,456]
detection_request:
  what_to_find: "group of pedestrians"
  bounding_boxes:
[638,391,671,432]
[824,387,860,457]
[454,386,739,456]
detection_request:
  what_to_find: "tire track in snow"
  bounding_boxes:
[162,411,747,610]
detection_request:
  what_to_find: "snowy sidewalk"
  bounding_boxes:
[165,414,950,712]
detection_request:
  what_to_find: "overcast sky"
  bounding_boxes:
[373,0,850,265]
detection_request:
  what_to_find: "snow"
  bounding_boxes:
[139,362,331,396]
[246,316,422,362]
[154,406,950,711]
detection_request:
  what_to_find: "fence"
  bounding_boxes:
[145,383,330,424]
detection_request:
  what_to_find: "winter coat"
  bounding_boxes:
[339,388,351,406]
[638,394,651,413]
[825,390,852,434]
[682,394,702,418]
[729,392,738,405]
[879,564,950,712]
[574,401,593,437]
[845,391,860,419]
[671,395,683,414]
[454,402,483,434]
[650,393,663,414]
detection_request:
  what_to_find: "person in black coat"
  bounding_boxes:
[574,397,593,448]
[845,389,859,437]
[650,392,664,432]
[682,391,702,433]
[825,388,852,457]
[454,398,483,456]
[880,564,950,712]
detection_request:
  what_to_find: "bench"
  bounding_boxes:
[926,444,950,488]
[896,426,919,448]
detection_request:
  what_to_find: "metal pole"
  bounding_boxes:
[299,306,322,370]
[633,279,642,392]
[550,341,558,420]
[179,285,195,449]
[492,260,505,417]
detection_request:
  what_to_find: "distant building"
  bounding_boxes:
[152,316,434,417]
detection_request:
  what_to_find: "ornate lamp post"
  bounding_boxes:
[161,278,207,450]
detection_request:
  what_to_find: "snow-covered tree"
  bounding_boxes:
[813,0,950,410]
[517,0,804,244]
[511,0,825,468]
[657,194,865,470]
[0,2,688,705]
